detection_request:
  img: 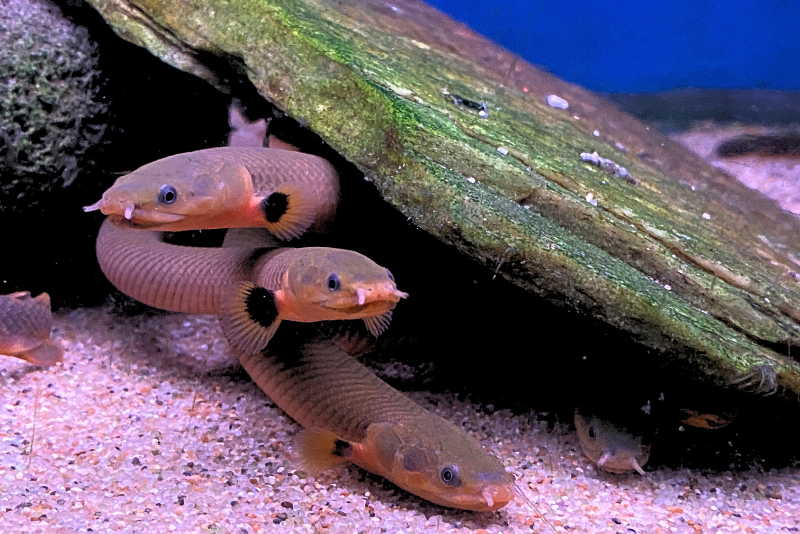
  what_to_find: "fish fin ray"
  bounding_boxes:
[363,311,392,337]
[33,292,51,308]
[219,282,281,355]
[261,184,318,241]
[222,228,281,249]
[267,135,300,151]
[315,321,376,357]
[18,340,63,367]
[293,428,351,475]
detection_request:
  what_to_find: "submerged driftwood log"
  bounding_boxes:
[83,0,800,400]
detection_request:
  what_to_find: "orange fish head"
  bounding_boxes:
[574,409,652,475]
[84,151,253,230]
[360,420,515,512]
[286,248,407,318]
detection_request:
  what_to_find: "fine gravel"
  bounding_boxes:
[0,307,797,533]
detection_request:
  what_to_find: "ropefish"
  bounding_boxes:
[574,406,653,475]
[83,147,339,240]
[94,220,407,356]
[237,327,516,512]
[220,246,408,355]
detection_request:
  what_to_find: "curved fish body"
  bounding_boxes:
[84,147,340,240]
[95,219,407,355]
[238,326,515,511]
[0,292,63,367]
[93,218,514,511]
[574,407,653,475]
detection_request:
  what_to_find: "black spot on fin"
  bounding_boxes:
[294,428,351,475]
[333,439,352,458]
[219,282,281,355]
[261,192,288,223]
[260,185,318,241]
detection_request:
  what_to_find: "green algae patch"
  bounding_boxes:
[84,0,800,400]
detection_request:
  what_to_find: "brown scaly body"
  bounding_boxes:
[0,291,62,367]
[93,219,515,511]
[235,325,515,511]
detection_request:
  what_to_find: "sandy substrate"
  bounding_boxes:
[671,123,800,216]
[0,307,798,533]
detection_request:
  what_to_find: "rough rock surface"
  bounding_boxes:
[80,0,800,400]
[0,0,106,210]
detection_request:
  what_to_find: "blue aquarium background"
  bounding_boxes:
[427,0,800,92]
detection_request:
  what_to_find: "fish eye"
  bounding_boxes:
[439,465,460,486]
[158,184,178,204]
[386,269,394,282]
[327,273,341,291]
[588,426,596,440]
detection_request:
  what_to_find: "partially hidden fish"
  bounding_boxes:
[574,406,654,475]
[219,245,407,355]
[95,219,407,355]
[226,99,300,152]
[237,325,516,511]
[0,291,63,367]
[83,147,340,241]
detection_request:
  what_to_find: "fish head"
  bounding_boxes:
[84,151,253,230]
[286,248,408,319]
[574,409,651,475]
[367,419,515,512]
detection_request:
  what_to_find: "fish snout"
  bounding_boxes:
[447,481,514,511]
[82,198,105,213]
[596,451,645,475]
[87,194,136,220]
[381,281,409,303]
[355,284,409,306]
[482,483,515,511]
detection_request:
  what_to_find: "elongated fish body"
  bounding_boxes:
[0,292,63,367]
[95,218,266,315]
[574,406,654,475]
[84,147,340,240]
[238,326,515,511]
[96,219,407,354]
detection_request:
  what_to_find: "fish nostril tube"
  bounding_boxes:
[83,199,104,212]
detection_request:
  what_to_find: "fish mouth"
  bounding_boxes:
[446,483,515,512]
[319,285,407,311]
[108,212,185,229]
[597,452,646,475]
[318,300,387,315]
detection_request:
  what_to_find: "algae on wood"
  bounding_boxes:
[84,0,800,400]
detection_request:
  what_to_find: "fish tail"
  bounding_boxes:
[261,184,318,241]
[219,282,281,355]
[293,428,352,475]
[18,340,63,368]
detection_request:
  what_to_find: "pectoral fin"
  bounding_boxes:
[260,184,318,241]
[293,428,352,475]
[222,228,281,249]
[17,340,63,368]
[363,311,392,337]
[219,282,281,355]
